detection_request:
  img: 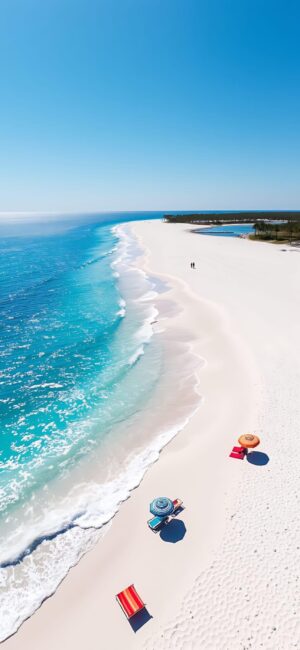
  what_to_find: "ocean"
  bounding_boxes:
[0,212,202,640]
[0,213,157,635]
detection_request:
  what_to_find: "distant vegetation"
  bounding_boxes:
[164,211,300,225]
[164,211,300,244]
[250,220,300,243]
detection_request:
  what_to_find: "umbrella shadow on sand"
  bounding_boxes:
[129,608,152,633]
[160,519,186,543]
[246,451,269,466]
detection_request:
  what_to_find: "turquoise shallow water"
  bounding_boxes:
[0,224,118,504]
[198,223,254,237]
[0,213,165,541]
[0,212,202,639]
[0,213,169,638]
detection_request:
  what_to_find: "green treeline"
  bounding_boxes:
[164,211,300,225]
[251,220,300,243]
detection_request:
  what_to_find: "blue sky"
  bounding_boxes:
[0,0,299,212]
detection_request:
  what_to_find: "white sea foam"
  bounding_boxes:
[26,383,63,390]
[0,526,104,642]
[112,224,157,349]
[134,305,158,344]
[0,402,200,641]
[116,297,126,317]
[128,345,145,366]
[137,290,158,302]
[77,407,200,530]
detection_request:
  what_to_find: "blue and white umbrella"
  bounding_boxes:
[150,497,174,518]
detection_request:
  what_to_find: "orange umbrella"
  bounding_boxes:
[238,434,260,449]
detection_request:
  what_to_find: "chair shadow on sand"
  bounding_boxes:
[129,608,152,632]
[160,518,186,543]
[246,451,269,466]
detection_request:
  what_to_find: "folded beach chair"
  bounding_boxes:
[116,584,145,619]
[147,515,169,532]
[229,446,246,460]
[172,498,183,514]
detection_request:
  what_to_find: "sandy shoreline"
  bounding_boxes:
[4,220,299,649]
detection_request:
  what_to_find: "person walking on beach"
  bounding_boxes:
[190,262,196,269]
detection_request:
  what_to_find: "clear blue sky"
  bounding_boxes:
[0,0,299,212]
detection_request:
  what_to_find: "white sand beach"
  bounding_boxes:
[4,220,300,650]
